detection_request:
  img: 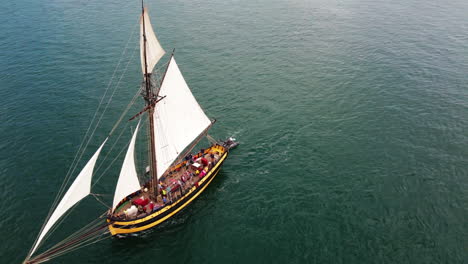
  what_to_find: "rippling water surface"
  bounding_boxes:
[1,0,468,263]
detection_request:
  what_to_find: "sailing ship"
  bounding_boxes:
[23,2,236,263]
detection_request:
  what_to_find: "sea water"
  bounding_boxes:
[0,0,467,263]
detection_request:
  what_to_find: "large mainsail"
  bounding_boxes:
[153,57,212,178]
[29,139,108,257]
[140,8,165,75]
[112,121,141,209]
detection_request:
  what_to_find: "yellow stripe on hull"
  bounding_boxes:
[108,150,228,235]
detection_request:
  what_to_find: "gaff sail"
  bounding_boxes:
[29,139,108,257]
[153,57,212,178]
[112,121,141,209]
[140,8,165,75]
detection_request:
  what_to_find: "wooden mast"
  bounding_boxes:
[141,0,158,198]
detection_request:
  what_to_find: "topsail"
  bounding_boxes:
[140,8,165,75]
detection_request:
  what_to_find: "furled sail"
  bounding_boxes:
[29,139,108,256]
[153,57,212,178]
[112,121,141,209]
[140,8,165,75]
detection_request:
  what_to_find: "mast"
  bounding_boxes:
[141,0,158,198]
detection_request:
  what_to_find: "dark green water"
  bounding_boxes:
[1,0,468,263]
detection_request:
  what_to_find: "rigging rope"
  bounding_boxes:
[94,122,129,180]
[46,212,107,251]
[54,20,139,209]
[93,84,143,176]
[95,58,170,175]
[91,52,171,201]
[28,17,173,261]
[29,225,110,264]
[27,19,139,259]
[92,132,133,188]
[28,212,109,263]
[27,212,108,263]
[40,231,110,263]
[206,134,218,144]
[92,193,111,209]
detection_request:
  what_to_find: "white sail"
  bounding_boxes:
[30,139,108,256]
[112,121,141,209]
[154,57,212,178]
[140,8,165,75]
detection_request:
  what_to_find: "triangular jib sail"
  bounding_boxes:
[140,8,165,75]
[153,57,212,178]
[29,139,108,257]
[112,121,141,209]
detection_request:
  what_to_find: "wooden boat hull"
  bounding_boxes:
[107,150,228,235]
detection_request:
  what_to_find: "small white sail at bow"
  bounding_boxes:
[29,138,108,257]
[140,8,165,75]
[153,57,212,178]
[112,121,141,210]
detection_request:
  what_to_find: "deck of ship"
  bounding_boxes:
[111,144,225,220]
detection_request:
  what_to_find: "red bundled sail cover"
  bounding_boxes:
[133,197,149,206]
